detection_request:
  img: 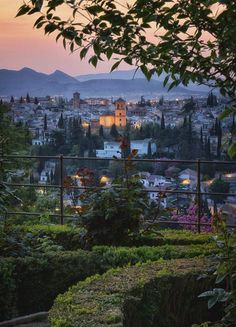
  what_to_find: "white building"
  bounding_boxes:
[96,139,157,158]
[96,142,122,158]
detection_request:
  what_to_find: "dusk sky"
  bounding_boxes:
[0,1,129,76]
[1,2,219,77]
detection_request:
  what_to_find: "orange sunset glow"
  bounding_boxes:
[0,1,221,76]
[0,1,121,75]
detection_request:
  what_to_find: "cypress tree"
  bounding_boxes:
[86,124,91,139]
[183,116,187,128]
[147,141,152,159]
[206,138,211,160]
[53,163,60,185]
[10,96,14,103]
[214,118,219,136]
[30,173,35,184]
[200,127,203,148]
[58,113,64,129]
[99,125,104,137]
[110,124,119,138]
[50,170,54,183]
[161,112,165,130]
[207,92,217,107]
[44,114,47,131]
[217,121,222,159]
[159,96,164,106]
[34,97,39,105]
[26,93,30,103]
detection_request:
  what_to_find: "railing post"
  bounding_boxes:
[59,155,64,225]
[197,159,201,233]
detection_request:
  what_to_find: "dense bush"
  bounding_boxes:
[49,258,221,327]
[0,250,97,320]
[14,224,85,251]
[0,242,217,320]
[80,179,149,245]
[13,225,213,250]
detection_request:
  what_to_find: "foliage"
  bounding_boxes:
[16,1,236,156]
[172,205,212,233]
[0,250,98,320]
[5,225,215,248]
[110,123,119,139]
[49,258,219,327]
[209,179,230,204]
[0,103,32,155]
[80,178,148,245]
[0,226,63,258]
[14,224,85,250]
[197,213,236,327]
[0,224,217,320]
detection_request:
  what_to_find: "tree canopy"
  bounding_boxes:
[17,1,236,90]
[17,0,236,154]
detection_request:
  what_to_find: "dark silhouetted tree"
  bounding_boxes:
[207,92,217,107]
[26,93,30,103]
[43,114,47,131]
[99,125,104,137]
[159,96,164,106]
[57,113,64,129]
[110,124,119,138]
[161,112,165,130]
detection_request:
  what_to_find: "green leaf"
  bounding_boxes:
[168,80,177,91]
[219,108,236,120]
[111,61,121,72]
[45,23,57,34]
[33,16,45,28]
[16,5,31,17]
[163,75,169,87]
[89,55,98,67]
[80,47,89,59]
[87,5,103,15]
[227,142,236,159]
[215,273,227,284]
[106,48,113,60]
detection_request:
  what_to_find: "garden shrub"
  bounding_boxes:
[14,224,85,250]
[80,180,149,246]
[0,257,17,320]
[49,258,221,327]
[13,225,213,250]
[0,243,217,320]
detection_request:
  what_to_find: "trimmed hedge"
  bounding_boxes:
[14,225,213,249]
[14,225,85,250]
[49,258,221,327]
[0,243,217,321]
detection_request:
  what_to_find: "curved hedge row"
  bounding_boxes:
[14,225,213,249]
[49,258,220,327]
[0,243,216,320]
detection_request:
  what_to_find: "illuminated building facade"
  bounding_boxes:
[99,98,126,128]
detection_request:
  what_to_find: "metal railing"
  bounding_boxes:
[1,154,236,232]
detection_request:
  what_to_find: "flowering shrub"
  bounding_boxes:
[172,205,212,232]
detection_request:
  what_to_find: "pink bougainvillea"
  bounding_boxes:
[172,204,212,232]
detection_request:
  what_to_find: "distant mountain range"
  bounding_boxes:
[0,67,209,99]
